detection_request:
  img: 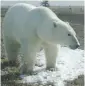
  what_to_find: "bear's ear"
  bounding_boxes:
[53,21,57,28]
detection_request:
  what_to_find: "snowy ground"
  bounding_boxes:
[17,47,84,86]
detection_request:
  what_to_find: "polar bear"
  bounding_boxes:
[2,3,80,74]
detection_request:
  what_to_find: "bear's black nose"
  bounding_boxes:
[76,44,80,48]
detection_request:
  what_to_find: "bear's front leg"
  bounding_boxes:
[44,43,58,70]
[20,43,39,74]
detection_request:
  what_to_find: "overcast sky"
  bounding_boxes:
[1,0,84,7]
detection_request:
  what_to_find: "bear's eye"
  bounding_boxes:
[68,34,71,36]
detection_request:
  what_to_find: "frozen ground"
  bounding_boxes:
[1,47,84,86]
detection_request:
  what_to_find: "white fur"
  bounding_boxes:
[3,3,80,74]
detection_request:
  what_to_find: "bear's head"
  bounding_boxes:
[37,19,80,49]
[51,20,80,49]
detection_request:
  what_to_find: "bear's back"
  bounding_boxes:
[3,4,60,40]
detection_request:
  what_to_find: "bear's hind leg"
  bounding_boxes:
[44,43,58,70]
[4,39,21,66]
